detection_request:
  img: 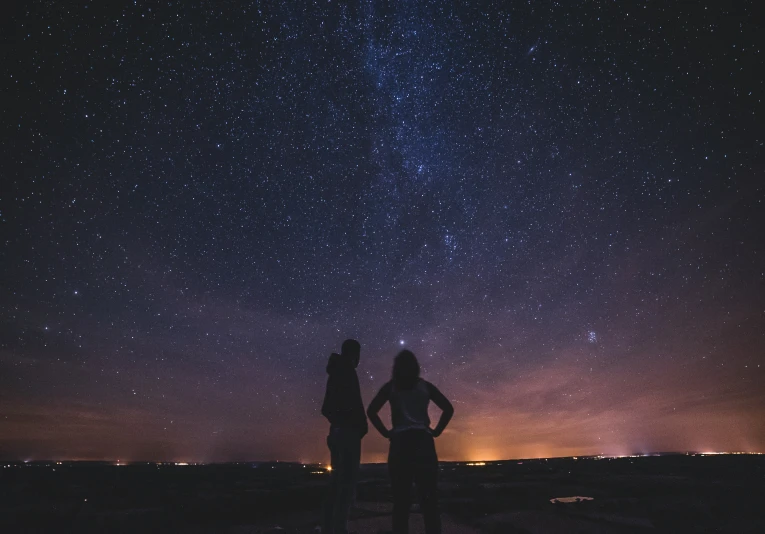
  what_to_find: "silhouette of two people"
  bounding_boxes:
[321,340,454,534]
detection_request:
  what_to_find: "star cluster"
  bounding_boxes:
[1,1,763,462]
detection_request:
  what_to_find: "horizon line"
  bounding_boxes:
[3,450,763,465]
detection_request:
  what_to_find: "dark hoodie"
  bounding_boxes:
[321,353,368,437]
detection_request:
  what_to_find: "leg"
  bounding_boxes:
[414,433,441,534]
[389,433,414,534]
[347,433,362,504]
[332,429,361,534]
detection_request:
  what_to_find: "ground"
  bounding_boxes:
[1,455,763,533]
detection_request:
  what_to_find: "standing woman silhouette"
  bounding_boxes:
[367,350,454,534]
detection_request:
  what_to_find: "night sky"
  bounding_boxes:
[2,1,763,463]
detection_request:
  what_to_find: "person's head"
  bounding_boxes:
[341,339,361,367]
[392,349,420,390]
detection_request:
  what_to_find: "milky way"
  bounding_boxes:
[2,1,763,462]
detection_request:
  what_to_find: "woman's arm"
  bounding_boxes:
[366,383,392,439]
[427,383,454,437]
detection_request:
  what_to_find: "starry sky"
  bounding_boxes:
[2,1,763,463]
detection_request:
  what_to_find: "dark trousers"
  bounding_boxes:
[388,430,441,534]
[322,427,361,534]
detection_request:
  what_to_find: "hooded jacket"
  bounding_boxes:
[321,353,368,437]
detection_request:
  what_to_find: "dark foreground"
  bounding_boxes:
[1,455,763,533]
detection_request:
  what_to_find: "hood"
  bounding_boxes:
[326,352,354,374]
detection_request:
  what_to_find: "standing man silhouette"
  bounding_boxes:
[321,339,368,534]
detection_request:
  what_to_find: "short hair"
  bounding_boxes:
[341,339,361,356]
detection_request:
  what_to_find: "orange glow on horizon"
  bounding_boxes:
[2,351,764,463]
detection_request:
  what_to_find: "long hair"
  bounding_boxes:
[392,350,420,390]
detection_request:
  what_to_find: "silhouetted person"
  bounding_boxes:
[367,350,454,534]
[321,339,368,534]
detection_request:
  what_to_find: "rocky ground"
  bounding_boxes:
[1,455,763,533]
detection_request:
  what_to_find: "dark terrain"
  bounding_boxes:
[1,455,763,533]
